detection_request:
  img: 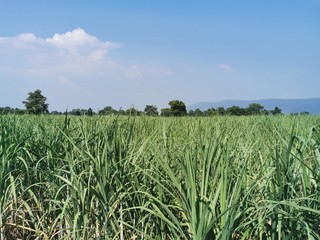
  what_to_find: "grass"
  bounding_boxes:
[0,114,319,239]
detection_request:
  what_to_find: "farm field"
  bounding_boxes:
[0,114,320,239]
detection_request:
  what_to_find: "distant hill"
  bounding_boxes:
[188,98,320,114]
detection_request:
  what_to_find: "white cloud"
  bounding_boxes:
[17,33,38,42]
[1,33,44,50]
[0,28,171,82]
[46,28,120,59]
[0,28,121,79]
[47,28,97,47]
[218,64,234,72]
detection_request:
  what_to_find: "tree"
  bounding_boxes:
[118,109,126,115]
[194,108,203,116]
[87,108,93,116]
[270,106,282,115]
[125,107,141,116]
[188,110,195,116]
[23,89,49,114]
[246,103,265,115]
[227,105,246,116]
[50,110,63,115]
[70,109,81,116]
[203,108,217,116]
[217,107,226,116]
[99,106,117,115]
[161,108,172,116]
[168,100,187,116]
[144,105,159,116]
[300,111,310,115]
[0,107,13,114]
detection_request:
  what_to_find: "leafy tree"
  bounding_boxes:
[118,109,126,115]
[69,109,88,116]
[246,103,265,115]
[161,108,172,116]
[14,108,26,115]
[188,110,195,116]
[194,108,203,116]
[203,108,217,116]
[217,107,226,116]
[125,107,141,116]
[70,109,81,116]
[144,105,159,116]
[50,110,63,115]
[23,89,49,114]
[168,100,187,116]
[227,105,246,116]
[87,108,93,116]
[188,109,202,116]
[0,107,13,114]
[270,106,282,115]
[300,111,310,115]
[99,106,117,115]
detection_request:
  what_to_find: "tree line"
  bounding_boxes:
[0,89,311,116]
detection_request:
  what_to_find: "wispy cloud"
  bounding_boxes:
[218,64,234,72]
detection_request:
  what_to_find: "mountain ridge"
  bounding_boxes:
[188,98,320,114]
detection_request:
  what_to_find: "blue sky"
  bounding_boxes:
[0,1,319,111]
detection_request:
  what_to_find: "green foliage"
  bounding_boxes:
[168,100,187,116]
[0,114,319,239]
[187,104,283,117]
[0,107,25,114]
[125,107,141,116]
[160,108,172,116]
[22,89,49,114]
[194,108,203,116]
[144,105,159,116]
[69,109,83,116]
[98,106,117,115]
[227,105,246,116]
[87,107,93,116]
[246,103,265,115]
[270,106,282,115]
[217,107,226,116]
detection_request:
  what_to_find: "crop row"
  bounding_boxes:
[0,115,319,239]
